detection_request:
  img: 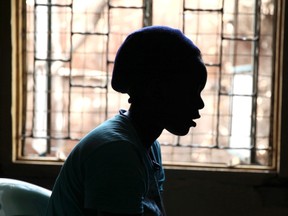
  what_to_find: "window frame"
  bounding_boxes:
[1,0,287,182]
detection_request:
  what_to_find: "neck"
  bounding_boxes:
[124,104,164,150]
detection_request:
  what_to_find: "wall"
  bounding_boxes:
[163,169,288,216]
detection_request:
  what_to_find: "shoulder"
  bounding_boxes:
[82,114,138,146]
[73,114,139,158]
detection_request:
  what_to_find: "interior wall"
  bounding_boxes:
[163,170,288,216]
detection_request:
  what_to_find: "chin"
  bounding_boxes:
[167,127,190,136]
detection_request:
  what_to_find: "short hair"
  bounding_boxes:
[111,26,202,95]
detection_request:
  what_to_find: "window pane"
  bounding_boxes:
[21,0,276,169]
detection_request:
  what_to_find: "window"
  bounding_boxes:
[14,0,282,171]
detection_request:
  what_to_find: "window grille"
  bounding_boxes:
[21,0,276,169]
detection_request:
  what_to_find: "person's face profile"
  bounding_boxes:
[155,59,207,136]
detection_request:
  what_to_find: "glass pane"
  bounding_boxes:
[22,0,276,169]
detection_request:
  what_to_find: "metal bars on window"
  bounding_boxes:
[21,0,275,168]
[175,0,274,167]
[22,0,152,158]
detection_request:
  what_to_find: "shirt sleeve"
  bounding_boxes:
[83,141,147,214]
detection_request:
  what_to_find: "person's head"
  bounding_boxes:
[112,26,207,136]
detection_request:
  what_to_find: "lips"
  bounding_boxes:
[190,120,197,127]
[191,114,201,127]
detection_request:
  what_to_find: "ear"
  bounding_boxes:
[144,78,165,102]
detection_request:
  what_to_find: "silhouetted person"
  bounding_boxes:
[46,25,207,216]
